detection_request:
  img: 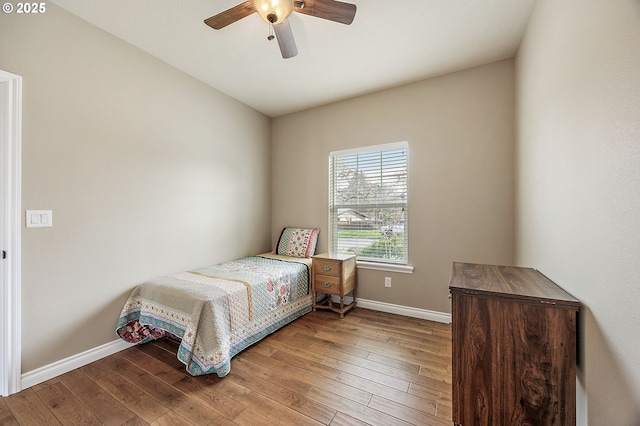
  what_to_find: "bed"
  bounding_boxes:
[115,227,319,377]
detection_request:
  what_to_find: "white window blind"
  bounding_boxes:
[329,141,408,264]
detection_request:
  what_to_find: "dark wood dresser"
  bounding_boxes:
[449,262,580,426]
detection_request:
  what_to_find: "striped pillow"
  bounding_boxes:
[273,227,320,258]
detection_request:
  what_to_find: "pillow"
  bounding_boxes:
[273,227,320,258]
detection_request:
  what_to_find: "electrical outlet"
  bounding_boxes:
[385,277,391,288]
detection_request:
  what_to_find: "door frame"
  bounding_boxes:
[0,70,22,396]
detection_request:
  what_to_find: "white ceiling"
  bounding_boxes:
[49,0,535,117]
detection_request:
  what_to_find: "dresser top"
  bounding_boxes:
[449,262,580,309]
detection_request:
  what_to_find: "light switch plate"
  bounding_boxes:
[26,210,53,228]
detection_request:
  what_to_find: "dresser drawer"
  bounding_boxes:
[314,259,341,277]
[314,274,341,295]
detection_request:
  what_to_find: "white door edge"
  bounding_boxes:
[0,69,22,396]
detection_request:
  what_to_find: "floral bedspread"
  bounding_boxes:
[116,254,312,376]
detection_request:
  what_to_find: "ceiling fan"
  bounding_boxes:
[204,0,357,59]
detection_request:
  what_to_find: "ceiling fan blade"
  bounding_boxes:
[204,1,256,30]
[294,0,356,25]
[273,18,298,59]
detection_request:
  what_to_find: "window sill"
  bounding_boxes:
[356,261,414,274]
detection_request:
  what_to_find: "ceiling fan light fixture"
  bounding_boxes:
[252,0,293,25]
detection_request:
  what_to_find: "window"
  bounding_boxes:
[329,141,408,265]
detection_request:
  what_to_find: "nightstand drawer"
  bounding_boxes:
[315,275,341,295]
[314,259,340,276]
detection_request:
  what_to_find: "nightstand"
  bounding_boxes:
[312,253,357,318]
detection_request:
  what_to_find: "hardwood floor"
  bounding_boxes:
[0,308,452,425]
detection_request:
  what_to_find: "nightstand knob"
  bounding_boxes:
[321,266,332,272]
[321,282,332,288]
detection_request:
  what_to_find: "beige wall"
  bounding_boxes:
[272,60,516,314]
[516,0,640,423]
[1,5,271,372]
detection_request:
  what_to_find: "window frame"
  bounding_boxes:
[328,141,410,269]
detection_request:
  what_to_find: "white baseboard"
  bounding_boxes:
[356,298,452,324]
[20,300,450,391]
[21,339,135,391]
